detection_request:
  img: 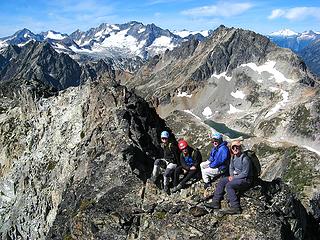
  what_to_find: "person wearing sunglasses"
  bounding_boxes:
[200,132,230,189]
[171,139,202,193]
[205,140,252,214]
[149,131,179,193]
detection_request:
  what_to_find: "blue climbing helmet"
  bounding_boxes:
[211,132,223,142]
[161,131,170,139]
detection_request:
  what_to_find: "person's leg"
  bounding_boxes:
[151,158,167,182]
[200,160,210,180]
[225,178,251,209]
[163,163,177,187]
[205,177,229,209]
[179,170,197,187]
[202,167,220,183]
[173,166,183,187]
[212,177,229,203]
[200,160,210,170]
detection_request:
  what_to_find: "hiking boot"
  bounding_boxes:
[204,182,211,189]
[163,185,169,194]
[171,184,182,193]
[204,201,220,210]
[221,207,241,215]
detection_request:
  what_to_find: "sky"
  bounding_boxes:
[1,0,320,37]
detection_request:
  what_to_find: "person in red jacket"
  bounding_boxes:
[171,140,202,193]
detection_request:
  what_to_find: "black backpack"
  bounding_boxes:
[244,150,261,180]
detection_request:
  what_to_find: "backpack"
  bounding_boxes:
[244,150,261,179]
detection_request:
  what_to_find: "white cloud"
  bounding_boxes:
[268,7,320,20]
[268,9,285,19]
[181,2,253,17]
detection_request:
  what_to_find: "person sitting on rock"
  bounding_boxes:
[150,131,179,193]
[171,139,202,193]
[204,140,252,214]
[200,133,230,189]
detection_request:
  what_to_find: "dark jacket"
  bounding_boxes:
[161,141,179,164]
[179,146,202,171]
[229,153,252,179]
[208,141,230,173]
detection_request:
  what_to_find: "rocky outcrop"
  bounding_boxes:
[0,42,127,102]
[0,78,168,239]
[0,41,82,91]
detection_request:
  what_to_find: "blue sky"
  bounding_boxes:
[1,0,320,36]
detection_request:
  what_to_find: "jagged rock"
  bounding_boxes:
[189,206,208,217]
[0,41,82,90]
[0,78,167,239]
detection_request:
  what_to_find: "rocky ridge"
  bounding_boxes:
[0,80,319,239]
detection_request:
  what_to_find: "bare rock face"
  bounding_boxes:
[0,78,167,239]
[0,41,81,91]
[0,42,120,99]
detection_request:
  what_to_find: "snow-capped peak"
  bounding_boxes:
[44,31,66,40]
[270,29,298,37]
[173,29,209,38]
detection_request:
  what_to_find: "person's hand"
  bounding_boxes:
[183,169,188,174]
[228,176,234,182]
[190,166,196,170]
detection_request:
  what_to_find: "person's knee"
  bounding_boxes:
[163,169,171,177]
[226,182,238,190]
[154,159,161,165]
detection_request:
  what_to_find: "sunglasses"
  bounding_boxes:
[232,146,241,150]
[212,141,219,144]
[161,137,168,140]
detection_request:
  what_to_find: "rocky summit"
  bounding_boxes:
[0,24,320,240]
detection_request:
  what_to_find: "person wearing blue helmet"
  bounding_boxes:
[200,132,230,189]
[150,130,179,193]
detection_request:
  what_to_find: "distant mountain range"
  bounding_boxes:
[0,21,210,60]
[268,29,320,76]
[1,24,320,76]
[268,29,320,52]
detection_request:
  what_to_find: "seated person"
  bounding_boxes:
[205,140,252,214]
[150,131,179,193]
[171,140,201,193]
[200,132,230,189]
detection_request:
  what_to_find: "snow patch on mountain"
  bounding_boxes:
[227,104,243,114]
[241,60,294,83]
[270,29,299,37]
[177,91,192,98]
[265,90,289,118]
[202,107,212,118]
[231,90,245,99]
[138,28,146,33]
[18,40,33,47]
[174,30,209,38]
[45,31,66,40]
[146,36,176,54]
[183,110,201,120]
[211,71,232,81]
